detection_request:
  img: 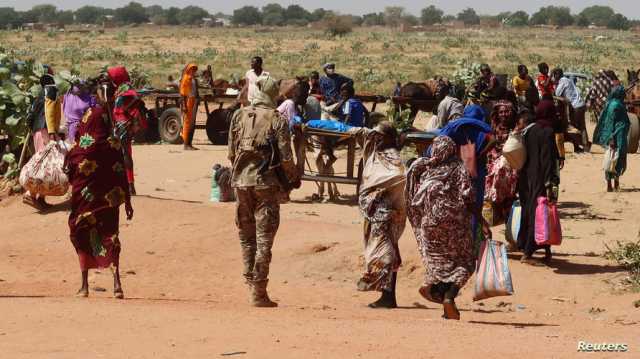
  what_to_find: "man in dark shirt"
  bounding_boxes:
[319,63,353,105]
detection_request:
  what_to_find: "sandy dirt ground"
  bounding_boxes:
[2,127,640,358]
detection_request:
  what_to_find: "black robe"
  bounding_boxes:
[517,123,560,256]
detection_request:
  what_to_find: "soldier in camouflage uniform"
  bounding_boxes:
[228,74,300,307]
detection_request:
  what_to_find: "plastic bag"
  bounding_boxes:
[502,131,526,170]
[534,196,562,246]
[602,147,619,174]
[505,200,521,247]
[473,239,514,301]
[19,141,69,196]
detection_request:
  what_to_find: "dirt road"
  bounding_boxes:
[1,134,639,358]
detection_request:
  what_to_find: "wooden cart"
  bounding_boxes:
[139,88,239,145]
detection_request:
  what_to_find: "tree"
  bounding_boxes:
[57,10,74,25]
[504,10,529,27]
[579,5,614,27]
[607,13,630,30]
[362,12,385,26]
[165,7,180,25]
[575,14,590,27]
[285,5,311,24]
[30,4,57,23]
[178,6,209,25]
[261,3,284,26]
[262,12,284,26]
[145,5,164,19]
[232,6,261,25]
[530,6,573,27]
[114,2,149,24]
[383,6,406,27]
[421,5,443,25]
[403,15,419,26]
[310,8,327,22]
[457,8,480,25]
[75,6,105,24]
[0,7,20,28]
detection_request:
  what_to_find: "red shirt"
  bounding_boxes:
[537,74,555,97]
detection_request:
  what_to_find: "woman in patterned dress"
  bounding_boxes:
[64,82,133,299]
[406,136,490,320]
[351,122,406,308]
[485,101,519,232]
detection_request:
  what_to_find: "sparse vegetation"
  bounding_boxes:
[605,240,640,290]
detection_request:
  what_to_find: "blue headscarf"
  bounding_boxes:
[433,104,492,155]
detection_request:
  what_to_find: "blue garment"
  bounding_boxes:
[319,74,353,105]
[341,98,366,127]
[306,119,353,133]
[429,104,493,244]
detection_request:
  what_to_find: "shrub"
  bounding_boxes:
[324,15,353,37]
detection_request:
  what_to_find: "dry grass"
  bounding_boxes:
[1,26,639,94]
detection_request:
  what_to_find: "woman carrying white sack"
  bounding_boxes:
[22,73,63,210]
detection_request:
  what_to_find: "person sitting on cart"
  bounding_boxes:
[319,63,353,106]
[332,83,368,128]
[309,71,322,98]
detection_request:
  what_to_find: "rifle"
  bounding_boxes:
[265,135,300,192]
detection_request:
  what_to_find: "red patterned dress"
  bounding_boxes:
[65,105,131,270]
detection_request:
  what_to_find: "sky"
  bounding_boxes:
[6,0,640,16]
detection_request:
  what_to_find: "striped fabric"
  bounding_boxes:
[586,70,615,122]
[473,239,514,301]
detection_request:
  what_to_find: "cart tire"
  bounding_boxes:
[158,107,183,144]
[628,112,639,154]
[206,108,232,145]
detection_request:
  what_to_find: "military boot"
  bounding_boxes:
[250,279,278,308]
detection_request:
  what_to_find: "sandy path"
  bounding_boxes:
[1,132,640,358]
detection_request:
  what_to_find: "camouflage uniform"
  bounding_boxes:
[228,103,298,288]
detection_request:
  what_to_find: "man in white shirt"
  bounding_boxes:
[552,68,590,152]
[243,56,269,105]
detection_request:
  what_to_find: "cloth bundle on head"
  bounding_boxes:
[323,63,335,70]
[251,74,279,108]
[179,63,198,97]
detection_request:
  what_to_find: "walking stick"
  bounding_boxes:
[17,130,33,170]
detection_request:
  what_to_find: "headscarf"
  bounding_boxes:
[179,63,198,97]
[436,105,492,155]
[593,85,630,147]
[107,67,130,87]
[535,98,558,130]
[251,74,279,108]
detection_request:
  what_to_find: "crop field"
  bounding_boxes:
[2,26,640,94]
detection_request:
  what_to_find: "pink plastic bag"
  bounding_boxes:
[535,196,562,246]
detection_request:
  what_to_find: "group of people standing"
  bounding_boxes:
[20,54,632,321]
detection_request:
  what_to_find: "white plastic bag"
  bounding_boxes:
[603,146,619,174]
[19,142,69,196]
[502,131,526,170]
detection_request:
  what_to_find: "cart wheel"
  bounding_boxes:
[628,112,639,154]
[158,107,183,144]
[356,158,364,196]
[206,108,232,145]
